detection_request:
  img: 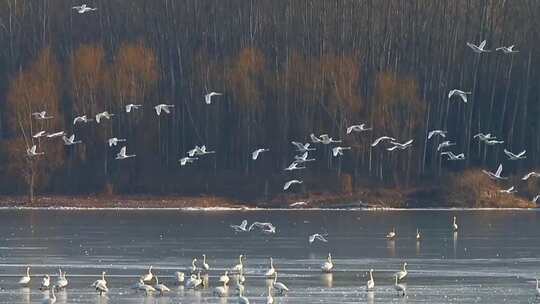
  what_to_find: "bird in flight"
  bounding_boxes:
[179,157,198,166]
[291,141,316,152]
[108,137,127,147]
[428,130,447,139]
[332,146,351,157]
[72,4,97,14]
[473,133,497,142]
[26,145,44,157]
[499,186,517,194]
[154,104,175,116]
[495,45,519,54]
[289,201,308,207]
[309,234,328,244]
[437,141,456,151]
[73,115,93,125]
[205,92,223,104]
[440,151,465,161]
[346,124,372,134]
[522,172,540,181]
[484,139,504,146]
[95,111,114,124]
[46,131,66,138]
[294,151,315,164]
[319,134,341,145]
[32,111,53,120]
[284,162,306,171]
[371,136,396,147]
[32,131,47,138]
[466,40,491,53]
[252,148,269,160]
[62,134,82,146]
[125,104,143,113]
[482,164,507,180]
[283,179,302,191]
[116,146,136,160]
[448,89,471,103]
[230,220,249,232]
[503,149,526,160]
[387,139,414,151]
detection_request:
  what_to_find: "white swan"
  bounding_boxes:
[294,151,316,163]
[116,146,136,160]
[131,277,145,291]
[125,104,142,113]
[437,140,455,151]
[387,139,414,151]
[499,186,517,194]
[319,134,341,144]
[252,148,269,160]
[92,271,107,289]
[371,136,396,147]
[190,258,198,274]
[179,157,198,166]
[386,227,396,240]
[283,179,302,191]
[40,275,50,290]
[233,255,244,273]
[366,269,375,291]
[219,270,230,285]
[46,131,66,138]
[395,262,408,281]
[186,272,203,289]
[238,286,250,304]
[174,271,185,284]
[72,4,97,14]
[309,233,328,244]
[291,141,316,152]
[394,275,406,296]
[95,111,114,123]
[427,130,446,139]
[33,131,47,138]
[272,272,289,294]
[523,172,540,180]
[467,40,491,53]
[416,228,421,241]
[205,92,223,104]
[62,134,82,146]
[19,267,31,285]
[142,266,154,283]
[73,115,93,125]
[138,283,155,295]
[536,279,540,296]
[496,45,519,54]
[441,151,465,161]
[153,276,170,295]
[202,254,210,271]
[346,124,372,134]
[452,216,458,231]
[504,149,526,160]
[107,137,126,147]
[32,111,53,120]
[154,104,175,115]
[27,145,45,157]
[56,269,68,289]
[482,164,508,180]
[321,253,334,273]
[448,89,472,103]
[265,258,276,277]
[332,146,351,157]
[284,162,306,171]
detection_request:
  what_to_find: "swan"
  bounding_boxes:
[536,279,540,296]
[294,151,316,163]
[107,137,127,147]
[32,111,53,120]
[484,139,504,145]
[125,104,142,113]
[153,276,170,295]
[265,258,276,277]
[416,228,421,241]
[366,269,375,291]
[452,216,458,231]
[154,104,175,115]
[252,148,269,160]
[321,253,333,273]
[202,254,210,271]
[386,228,396,240]
[219,271,230,285]
[473,133,497,141]
[141,265,153,283]
[496,45,519,54]
[394,275,406,296]
[291,141,316,152]
[266,285,274,304]
[95,111,114,123]
[46,131,66,138]
[72,4,97,13]
[41,286,56,304]
[131,277,145,291]
[346,124,372,134]
[205,92,223,104]
[116,146,136,159]
[138,283,155,295]
[441,151,465,161]
[499,186,517,194]
[427,130,446,139]
[214,281,228,297]
[437,140,455,151]
[233,254,244,273]
[284,162,306,171]
[448,89,472,103]
[272,272,289,294]
[319,134,341,144]
[33,131,47,138]
[504,149,527,160]
[371,136,396,147]
[237,268,246,284]
[332,146,351,157]
[174,271,185,284]
[190,258,198,274]
[387,139,414,151]
[73,115,93,125]
[482,164,508,180]
[27,145,45,157]
[522,172,540,180]
[231,220,249,232]
[466,40,491,53]
[186,272,203,289]
[62,134,82,146]
[92,271,107,288]
[18,267,31,285]
[309,233,328,244]
[40,275,50,290]
[283,179,302,191]
[56,269,68,289]
[179,157,198,166]
[395,262,408,281]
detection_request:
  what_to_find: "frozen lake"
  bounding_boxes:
[0,209,539,303]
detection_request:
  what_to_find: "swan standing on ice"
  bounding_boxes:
[32,111,53,120]
[452,216,458,232]
[366,269,375,291]
[40,274,50,290]
[448,89,472,103]
[346,124,372,134]
[291,141,316,152]
[116,146,136,159]
[504,149,527,160]
[283,179,302,191]
[395,262,408,281]
[72,4,97,13]
[219,270,230,285]
[95,111,114,123]
[153,276,170,295]
[142,266,154,283]
[125,104,142,113]
[205,92,223,104]
[190,258,198,274]
[233,254,245,273]
[92,271,108,295]
[394,275,406,296]
[482,164,508,180]
[272,272,289,294]
[321,253,334,273]
[238,287,250,304]
[174,271,185,284]
[386,228,397,240]
[73,115,93,125]
[416,228,421,241]
[18,266,31,286]
[309,233,328,244]
[265,258,276,277]
[466,40,491,53]
[154,104,175,115]
[56,269,68,289]
[252,148,269,160]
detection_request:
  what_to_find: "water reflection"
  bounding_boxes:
[19,287,30,304]
[320,273,333,288]
[387,239,396,257]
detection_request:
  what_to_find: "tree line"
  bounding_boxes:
[0,0,539,202]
